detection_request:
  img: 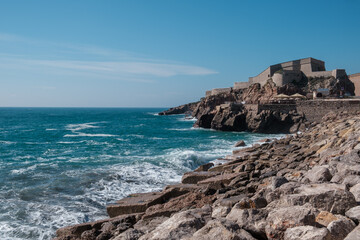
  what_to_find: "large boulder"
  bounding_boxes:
[226,207,268,239]
[265,204,317,240]
[304,166,332,183]
[270,183,357,215]
[345,206,360,224]
[284,226,331,240]
[189,219,256,240]
[139,207,211,240]
[327,216,356,239]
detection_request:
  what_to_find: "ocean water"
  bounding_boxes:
[0,108,279,239]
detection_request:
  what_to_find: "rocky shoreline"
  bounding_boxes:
[55,111,360,240]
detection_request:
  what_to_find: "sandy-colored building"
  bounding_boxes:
[349,73,360,96]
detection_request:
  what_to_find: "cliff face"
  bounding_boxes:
[193,80,307,133]
[158,101,199,115]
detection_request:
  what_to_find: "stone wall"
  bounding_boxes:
[349,73,360,96]
[258,104,297,113]
[244,100,360,123]
[234,82,250,89]
[296,100,360,122]
[205,87,232,97]
[249,67,271,86]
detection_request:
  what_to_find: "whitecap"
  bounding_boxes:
[0,140,16,145]
[46,128,57,131]
[64,133,116,137]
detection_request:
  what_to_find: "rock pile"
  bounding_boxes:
[55,111,360,240]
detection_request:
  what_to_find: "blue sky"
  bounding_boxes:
[0,0,359,107]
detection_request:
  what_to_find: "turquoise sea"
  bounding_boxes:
[0,108,278,239]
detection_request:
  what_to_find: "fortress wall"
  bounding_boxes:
[296,100,360,122]
[249,67,271,86]
[307,70,333,78]
[349,73,360,96]
[234,82,250,89]
[211,88,232,95]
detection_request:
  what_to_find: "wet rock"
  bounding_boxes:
[194,162,214,172]
[235,140,246,147]
[284,226,331,240]
[190,219,256,240]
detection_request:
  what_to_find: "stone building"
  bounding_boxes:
[234,57,347,89]
[206,57,351,97]
[349,73,360,96]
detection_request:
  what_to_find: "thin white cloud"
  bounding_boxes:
[0,33,218,81]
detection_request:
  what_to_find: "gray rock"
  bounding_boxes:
[350,183,360,202]
[181,171,219,184]
[265,204,317,240]
[327,216,356,239]
[138,208,209,240]
[344,225,360,240]
[342,175,360,188]
[345,206,360,224]
[112,228,144,240]
[270,183,356,215]
[226,207,268,239]
[305,166,332,183]
[211,205,231,218]
[271,176,289,190]
[190,219,256,240]
[284,226,331,240]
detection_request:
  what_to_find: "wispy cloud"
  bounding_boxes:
[0,33,218,81]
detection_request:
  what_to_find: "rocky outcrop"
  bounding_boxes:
[158,101,199,115]
[55,111,360,240]
[193,102,308,133]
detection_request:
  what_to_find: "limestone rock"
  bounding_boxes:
[271,183,356,215]
[327,216,356,239]
[284,226,331,240]
[345,206,360,224]
[181,171,218,184]
[265,204,317,240]
[350,183,360,202]
[344,225,360,240]
[315,211,338,227]
[305,166,332,183]
[189,219,256,240]
[139,207,210,240]
[226,207,268,239]
[271,176,289,190]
